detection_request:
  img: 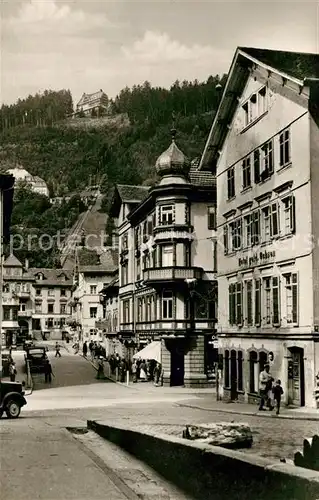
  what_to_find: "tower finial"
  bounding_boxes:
[171,111,177,142]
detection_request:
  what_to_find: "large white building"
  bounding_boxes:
[200,47,319,408]
[7,166,49,197]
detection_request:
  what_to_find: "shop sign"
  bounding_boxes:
[238,250,275,268]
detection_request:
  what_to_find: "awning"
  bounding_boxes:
[133,341,161,363]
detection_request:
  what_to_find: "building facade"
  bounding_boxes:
[28,268,73,340]
[200,47,319,407]
[109,133,217,387]
[7,166,49,197]
[75,90,109,117]
[96,277,121,356]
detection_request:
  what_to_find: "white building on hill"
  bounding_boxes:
[7,166,49,197]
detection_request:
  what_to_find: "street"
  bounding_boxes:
[1,345,318,499]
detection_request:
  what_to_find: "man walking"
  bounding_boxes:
[258,363,273,411]
[44,360,54,383]
[55,342,61,358]
[82,341,88,357]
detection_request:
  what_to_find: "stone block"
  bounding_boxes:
[294,435,319,471]
[183,422,253,449]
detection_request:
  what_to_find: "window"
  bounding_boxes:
[242,156,251,189]
[258,86,267,115]
[242,87,267,128]
[3,306,10,321]
[121,233,128,251]
[48,288,55,296]
[271,203,279,237]
[60,289,66,297]
[230,219,241,251]
[260,140,274,180]
[224,350,230,387]
[285,273,298,324]
[36,288,41,296]
[121,260,129,286]
[282,195,295,235]
[262,206,271,242]
[228,282,242,326]
[35,302,42,313]
[237,351,243,391]
[162,245,174,267]
[137,297,143,322]
[279,129,290,167]
[90,307,97,318]
[21,303,26,312]
[262,203,279,241]
[90,285,97,295]
[207,206,216,230]
[47,317,53,328]
[244,214,252,247]
[264,277,272,325]
[123,300,130,323]
[60,304,66,314]
[212,240,217,272]
[227,167,235,198]
[136,258,141,280]
[160,205,174,225]
[255,279,261,326]
[249,351,258,393]
[48,303,54,314]
[146,296,151,322]
[162,290,173,319]
[246,280,253,325]
[272,277,280,326]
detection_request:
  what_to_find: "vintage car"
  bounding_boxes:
[25,347,48,373]
[0,380,27,418]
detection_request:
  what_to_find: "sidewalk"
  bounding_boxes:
[177,397,319,421]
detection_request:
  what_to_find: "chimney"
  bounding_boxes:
[25,258,29,270]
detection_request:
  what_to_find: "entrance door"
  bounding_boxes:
[230,350,238,400]
[170,344,184,386]
[288,348,305,406]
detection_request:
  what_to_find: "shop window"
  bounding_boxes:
[237,351,243,391]
[224,350,230,387]
[249,351,258,393]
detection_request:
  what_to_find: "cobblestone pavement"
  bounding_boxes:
[22,400,319,463]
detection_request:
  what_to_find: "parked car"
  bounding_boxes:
[25,347,48,373]
[0,380,27,418]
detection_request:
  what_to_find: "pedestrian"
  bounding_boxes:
[153,362,161,386]
[258,364,273,411]
[89,340,94,358]
[9,360,17,382]
[272,379,284,415]
[96,356,104,380]
[139,360,147,382]
[82,341,88,357]
[55,342,61,357]
[132,360,137,383]
[44,360,54,383]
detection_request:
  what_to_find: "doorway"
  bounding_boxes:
[288,347,305,407]
[230,350,238,400]
[170,343,185,386]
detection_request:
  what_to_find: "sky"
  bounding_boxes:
[1,0,318,106]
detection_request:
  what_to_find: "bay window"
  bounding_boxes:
[162,290,173,319]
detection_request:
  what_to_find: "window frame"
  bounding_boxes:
[242,156,251,189]
[227,167,235,199]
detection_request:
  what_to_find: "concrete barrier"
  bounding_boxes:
[87,420,319,500]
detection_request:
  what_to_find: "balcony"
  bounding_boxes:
[153,224,194,243]
[143,266,203,287]
[18,309,32,317]
[15,290,31,299]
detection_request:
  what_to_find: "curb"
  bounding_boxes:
[176,402,319,422]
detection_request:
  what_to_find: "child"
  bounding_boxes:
[272,379,284,415]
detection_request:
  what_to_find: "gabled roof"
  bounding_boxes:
[109,184,150,218]
[239,47,319,82]
[200,46,319,171]
[189,159,216,187]
[77,90,107,106]
[28,268,73,286]
[4,254,22,267]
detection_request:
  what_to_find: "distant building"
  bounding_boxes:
[75,89,109,117]
[7,166,49,197]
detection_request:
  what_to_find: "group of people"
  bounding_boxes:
[82,341,106,360]
[131,358,163,385]
[259,363,284,415]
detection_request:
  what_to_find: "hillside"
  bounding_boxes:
[0,75,226,267]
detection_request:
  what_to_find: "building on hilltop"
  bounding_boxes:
[200,46,319,408]
[75,89,110,117]
[6,165,49,197]
[108,129,217,387]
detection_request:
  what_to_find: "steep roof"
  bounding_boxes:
[189,159,215,187]
[28,268,73,286]
[4,254,22,267]
[200,46,319,171]
[77,90,107,106]
[117,184,150,203]
[239,47,319,81]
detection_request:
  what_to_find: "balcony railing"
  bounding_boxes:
[18,310,32,317]
[143,266,203,284]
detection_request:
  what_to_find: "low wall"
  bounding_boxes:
[87,420,319,500]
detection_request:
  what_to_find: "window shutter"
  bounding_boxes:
[292,273,298,324]
[255,279,261,326]
[236,282,243,326]
[291,196,296,234]
[254,149,260,183]
[223,225,228,254]
[229,284,232,324]
[272,276,280,326]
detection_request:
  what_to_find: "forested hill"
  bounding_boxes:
[0,75,226,197]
